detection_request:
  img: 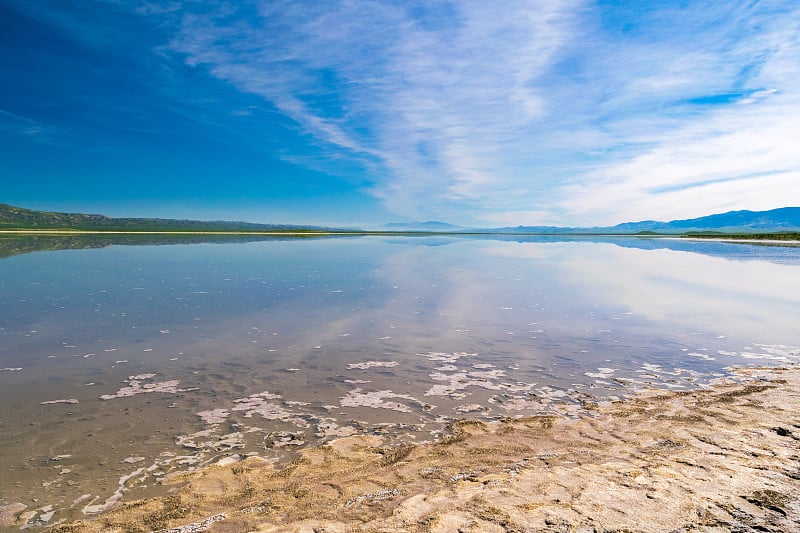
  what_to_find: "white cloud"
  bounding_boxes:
[159,0,800,225]
[164,1,582,218]
[560,89,800,224]
[557,5,800,226]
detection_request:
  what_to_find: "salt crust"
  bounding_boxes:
[340,388,433,413]
[417,351,477,363]
[25,344,800,528]
[196,408,230,425]
[194,391,361,445]
[585,367,616,379]
[100,374,196,400]
[0,503,27,527]
[347,361,399,369]
[152,513,226,533]
[83,467,147,514]
[231,392,309,427]
[425,368,533,398]
[34,347,800,526]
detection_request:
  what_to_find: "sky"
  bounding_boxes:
[1,0,799,228]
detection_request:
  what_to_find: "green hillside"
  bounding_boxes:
[0,203,331,232]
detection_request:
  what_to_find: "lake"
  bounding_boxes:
[1,234,799,527]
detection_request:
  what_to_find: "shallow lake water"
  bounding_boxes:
[1,234,799,527]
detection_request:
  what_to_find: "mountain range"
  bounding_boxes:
[2,203,800,234]
[380,221,465,231]
[387,207,800,234]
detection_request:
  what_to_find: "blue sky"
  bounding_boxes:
[1,1,799,227]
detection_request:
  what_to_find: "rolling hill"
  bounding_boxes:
[0,203,337,232]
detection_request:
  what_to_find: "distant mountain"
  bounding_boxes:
[608,207,800,233]
[487,225,579,234]
[381,221,467,231]
[492,207,800,234]
[0,203,340,232]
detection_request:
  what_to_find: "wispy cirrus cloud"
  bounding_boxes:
[560,91,800,224]
[156,0,800,225]
[550,1,800,225]
[163,0,582,219]
[0,109,50,141]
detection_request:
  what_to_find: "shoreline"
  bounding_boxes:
[3,229,800,242]
[678,236,800,246]
[10,365,795,532]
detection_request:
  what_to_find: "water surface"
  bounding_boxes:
[1,235,799,527]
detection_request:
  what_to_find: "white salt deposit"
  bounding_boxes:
[196,409,230,425]
[83,467,147,514]
[100,374,194,400]
[454,404,485,413]
[585,367,616,379]
[347,361,399,369]
[316,418,359,437]
[688,352,716,361]
[489,394,545,411]
[417,352,477,364]
[340,389,423,413]
[230,392,309,427]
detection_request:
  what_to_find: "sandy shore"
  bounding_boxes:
[4,366,796,532]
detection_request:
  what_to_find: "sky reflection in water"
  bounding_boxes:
[0,235,799,525]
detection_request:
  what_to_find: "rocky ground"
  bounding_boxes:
[3,366,799,532]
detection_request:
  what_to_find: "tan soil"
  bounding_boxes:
[32,367,800,532]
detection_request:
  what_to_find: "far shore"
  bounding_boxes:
[679,236,800,245]
[3,228,800,241]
